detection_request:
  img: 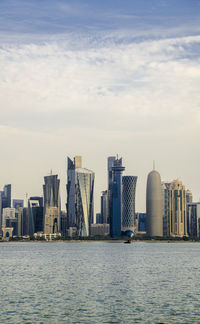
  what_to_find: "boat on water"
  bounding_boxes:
[124,238,131,244]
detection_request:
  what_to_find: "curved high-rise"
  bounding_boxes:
[76,168,94,237]
[146,170,163,237]
[122,176,137,233]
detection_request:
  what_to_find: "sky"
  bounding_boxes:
[0,0,200,212]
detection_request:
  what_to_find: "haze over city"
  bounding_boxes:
[0,0,200,212]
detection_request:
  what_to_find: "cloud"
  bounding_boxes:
[0,33,200,130]
[0,29,200,210]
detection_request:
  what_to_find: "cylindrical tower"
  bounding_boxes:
[146,170,163,237]
[122,176,137,233]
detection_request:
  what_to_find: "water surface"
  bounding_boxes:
[0,242,199,323]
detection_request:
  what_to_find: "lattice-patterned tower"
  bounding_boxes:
[122,176,137,233]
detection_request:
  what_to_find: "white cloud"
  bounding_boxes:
[0,32,200,210]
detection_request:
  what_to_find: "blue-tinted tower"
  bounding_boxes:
[111,157,125,237]
[107,156,115,225]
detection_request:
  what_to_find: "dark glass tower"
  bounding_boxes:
[66,156,82,228]
[0,184,11,229]
[2,184,11,209]
[43,175,60,234]
[110,157,125,237]
[28,197,44,235]
[107,157,115,225]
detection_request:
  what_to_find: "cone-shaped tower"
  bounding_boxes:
[146,169,163,237]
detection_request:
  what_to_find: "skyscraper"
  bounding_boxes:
[67,156,82,228]
[76,168,95,237]
[28,197,43,235]
[13,200,24,209]
[43,174,60,234]
[168,179,187,237]
[122,176,137,234]
[0,184,11,228]
[66,156,95,237]
[101,190,109,224]
[162,182,171,237]
[186,189,193,204]
[110,157,125,237]
[146,169,163,237]
[107,156,115,225]
[187,202,200,239]
[2,184,11,209]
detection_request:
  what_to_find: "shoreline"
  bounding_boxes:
[0,239,199,243]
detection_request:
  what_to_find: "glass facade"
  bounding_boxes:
[66,156,95,237]
[137,213,146,232]
[67,156,82,228]
[0,184,11,228]
[43,175,60,234]
[111,157,125,237]
[107,157,115,225]
[2,184,11,209]
[187,203,200,239]
[76,168,94,237]
[101,190,109,224]
[13,199,24,209]
[122,176,137,232]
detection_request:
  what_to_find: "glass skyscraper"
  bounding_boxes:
[67,156,82,228]
[110,157,125,237]
[67,156,95,237]
[107,156,115,225]
[0,184,11,228]
[122,176,137,234]
[43,174,60,234]
[2,184,11,209]
[28,197,43,235]
[76,168,94,237]
[101,190,109,224]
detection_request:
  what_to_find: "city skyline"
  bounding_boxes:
[0,0,200,212]
[0,155,197,214]
[0,157,199,240]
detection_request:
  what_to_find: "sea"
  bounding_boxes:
[0,241,199,323]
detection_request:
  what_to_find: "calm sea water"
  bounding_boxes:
[0,242,199,323]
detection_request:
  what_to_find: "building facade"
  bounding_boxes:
[162,182,171,237]
[187,203,200,239]
[66,156,95,237]
[146,169,163,237]
[76,168,94,237]
[66,156,82,228]
[13,199,24,209]
[168,179,187,237]
[2,207,18,236]
[43,174,60,234]
[136,213,146,232]
[101,190,109,224]
[0,184,11,229]
[122,176,137,234]
[110,157,125,237]
[28,197,43,235]
[107,157,115,226]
